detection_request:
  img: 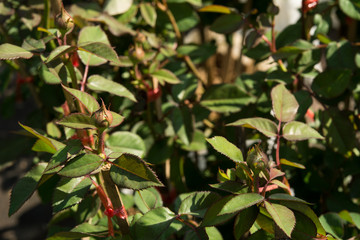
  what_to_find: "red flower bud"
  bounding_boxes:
[71,51,80,67]
[303,0,318,13]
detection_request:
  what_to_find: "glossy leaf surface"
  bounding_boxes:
[271,84,299,122]
[282,121,324,141]
[52,177,92,212]
[227,117,278,137]
[58,154,103,177]
[265,201,295,238]
[87,75,136,102]
[0,43,33,59]
[110,153,163,190]
[206,136,243,163]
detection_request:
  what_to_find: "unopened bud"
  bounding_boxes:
[92,100,113,129]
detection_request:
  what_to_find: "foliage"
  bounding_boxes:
[1,0,360,239]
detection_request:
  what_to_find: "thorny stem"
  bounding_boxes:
[81,60,90,92]
[99,170,130,234]
[276,121,282,167]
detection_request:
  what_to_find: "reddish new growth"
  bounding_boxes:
[303,0,318,13]
[90,177,128,237]
[71,51,80,67]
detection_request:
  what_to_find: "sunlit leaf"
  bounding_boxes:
[57,113,97,130]
[280,159,305,169]
[133,207,178,240]
[52,177,92,212]
[339,0,360,20]
[227,117,278,138]
[151,69,180,84]
[179,191,221,218]
[271,84,299,122]
[106,131,146,157]
[282,121,324,141]
[319,213,344,239]
[78,42,121,65]
[87,75,136,102]
[140,3,157,27]
[198,5,232,14]
[0,43,33,60]
[110,153,163,190]
[58,153,103,177]
[46,45,76,63]
[62,85,100,113]
[265,201,295,238]
[206,136,243,163]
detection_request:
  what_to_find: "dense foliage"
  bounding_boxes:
[1,0,360,239]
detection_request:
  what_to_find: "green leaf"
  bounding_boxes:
[78,42,121,65]
[39,64,62,84]
[109,111,124,128]
[21,38,46,52]
[19,123,64,151]
[151,69,180,85]
[234,206,259,240]
[326,40,356,69]
[47,121,62,138]
[103,0,133,15]
[209,181,247,194]
[291,211,317,240]
[106,131,146,158]
[167,0,202,6]
[311,69,352,99]
[321,108,356,155]
[198,5,232,14]
[201,195,240,227]
[268,193,309,204]
[9,163,47,216]
[52,177,92,213]
[319,213,344,239]
[179,191,221,218]
[206,136,243,163]
[202,193,263,226]
[200,84,255,113]
[45,140,83,172]
[282,121,324,141]
[133,207,177,240]
[280,158,305,169]
[48,222,108,239]
[134,188,163,214]
[339,0,360,20]
[280,201,326,236]
[210,14,243,34]
[110,153,163,190]
[57,113,97,130]
[0,43,33,60]
[339,210,360,229]
[227,117,278,138]
[271,84,299,122]
[87,75,136,102]
[218,193,264,215]
[264,201,295,238]
[170,106,194,146]
[58,153,103,177]
[77,26,111,66]
[32,139,57,154]
[46,45,77,63]
[140,3,157,27]
[62,85,100,113]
